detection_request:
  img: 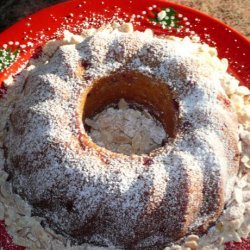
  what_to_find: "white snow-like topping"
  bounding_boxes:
[86,99,167,155]
[157,10,167,21]
[0,23,248,250]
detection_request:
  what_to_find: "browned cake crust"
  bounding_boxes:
[2,28,239,248]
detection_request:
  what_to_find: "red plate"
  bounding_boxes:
[0,0,249,249]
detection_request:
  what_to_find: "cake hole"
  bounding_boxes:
[85,99,167,155]
[81,71,179,156]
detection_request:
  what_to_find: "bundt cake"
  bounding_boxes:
[2,25,240,249]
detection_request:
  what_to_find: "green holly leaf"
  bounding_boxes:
[0,47,20,72]
[149,7,181,29]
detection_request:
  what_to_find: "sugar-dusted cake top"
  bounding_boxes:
[0,24,243,249]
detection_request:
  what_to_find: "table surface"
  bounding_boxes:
[0,0,249,38]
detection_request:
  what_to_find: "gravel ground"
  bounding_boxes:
[0,0,249,37]
[168,0,250,38]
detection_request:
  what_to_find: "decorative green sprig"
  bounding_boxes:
[149,8,180,29]
[0,48,19,72]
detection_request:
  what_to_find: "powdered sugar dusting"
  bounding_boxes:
[0,24,242,249]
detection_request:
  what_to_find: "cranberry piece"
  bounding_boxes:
[80,60,91,69]
[143,157,153,166]
[31,46,43,59]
